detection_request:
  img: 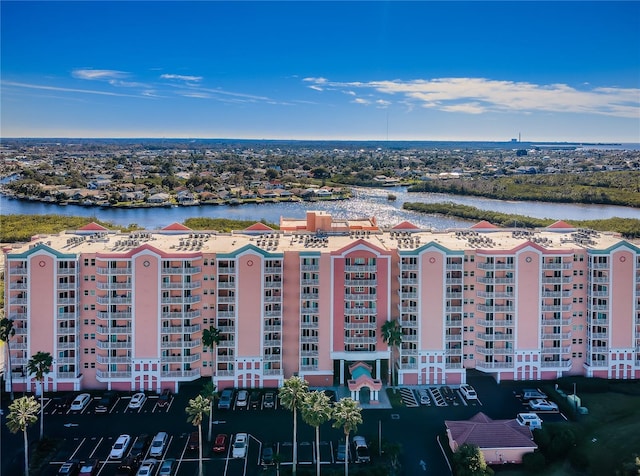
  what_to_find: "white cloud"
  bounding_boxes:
[2,80,143,98]
[72,69,129,80]
[303,77,640,118]
[308,85,324,91]
[160,74,203,82]
[353,98,370,105]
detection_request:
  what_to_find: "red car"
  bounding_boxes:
[212,434,228,454]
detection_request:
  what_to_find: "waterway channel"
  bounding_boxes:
[1,186,639,231]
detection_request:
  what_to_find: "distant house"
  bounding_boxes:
[445,412,537,465]
[147,192,170,204]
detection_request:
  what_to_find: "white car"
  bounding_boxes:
[516,412,543,429]
[128,392,147,409]
[109,434,132,459]
[70,393,92,411]
[528,398,559,411]
[236,390,249,407]
[460,384,478,400]
[418,389,431,405]
[136,460,156,476]
[232,433,248,458]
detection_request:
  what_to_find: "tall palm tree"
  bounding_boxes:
[300,390,333,476]
[200,380,217,442]
[6,395,40,476]
[27,351,53,440]
[332,397,363,476]
[381,319,402,387]
[0,318,16,400]
[186,394,211,476]
[278,376,309,476]
[202,326,221,379]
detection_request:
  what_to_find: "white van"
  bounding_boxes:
[149,431,168,457]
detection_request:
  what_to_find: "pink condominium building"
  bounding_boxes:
[3,211,640,394]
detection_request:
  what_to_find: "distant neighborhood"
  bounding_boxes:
[1,139,638,208]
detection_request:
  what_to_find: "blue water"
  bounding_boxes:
[1,186,638,230]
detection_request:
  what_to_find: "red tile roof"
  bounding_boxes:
[78,222,109,231]
[391,221,420,230]
[445,412,536,450]
[245,222,274,231]
[547,220,574,229]
[471,220,499,229]
[162,222,192,231]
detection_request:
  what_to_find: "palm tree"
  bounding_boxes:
[0,318,16,400]
[186,394,211,476]
[381,319,402,386]
[6,395,40,476]
[278,376,309,476]
[332,397,363,476]
[300,390,333,476]
[27,351,53,440]
[202,326,221,378]
[200,380,217,442]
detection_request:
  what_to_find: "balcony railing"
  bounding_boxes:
[475,361,514,369]
[476,332,514,341]
[96,325,131,335]
[97,340,131,349]
[345,265,377,272]
[96,370,132,379]
[540,360,572,368]
[161,310,201,319]
[161,354,201,363]
[97,267,132,275]
[161,266,202,275]
[97,311,132,320]
[161,339,201,349]
[477,319,514,327]
[96,296,131,305]
[345,280,377,286]
[161,296,202,304]
[97,282,131,290]
[161,369,200,378]
[476,262,514,270]
[162,281,201,290]
[161,324,201,334]
[475,347,514,355]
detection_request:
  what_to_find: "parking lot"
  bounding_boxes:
[1,376,569,476]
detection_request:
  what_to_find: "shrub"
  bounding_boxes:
[522,451,546,473]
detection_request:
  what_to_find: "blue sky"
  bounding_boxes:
[2,1,639,142]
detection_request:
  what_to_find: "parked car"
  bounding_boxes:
[115,455,140,476]
[57,460,80,476]
[352,436,370,463]
[149,431,169,457]
[157,389,172,407]
[70,393,92,411]
[249,390,261,409]
[236,390,249,407]
[218,389,234,410]
[136,460,156,476]
[460,384,478,400]
[261,445,274,466]
[128,392,147,409]
[187,431,199,451]
[518,388,548,400]
[529,398,559,411]
[158,458,176,476]
[263,391,276,409]
[516,412,543,429]
[130,434,151,459]
[78,459,99,476]
[212,434,228,454]
[95,391,118,414]
[232,433,248,458]
[336,442,350,463]
[110,434,132,459]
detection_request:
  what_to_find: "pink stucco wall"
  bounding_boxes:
[134,255,159,358]
[611,250,634,348]
[516,251,541,349]
[237,253,263,357]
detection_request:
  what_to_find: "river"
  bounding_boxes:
[1,186,639,230]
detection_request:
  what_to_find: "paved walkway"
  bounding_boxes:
[316,385,394,410]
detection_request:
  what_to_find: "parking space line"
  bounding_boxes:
[89,436,104,458]
[69,437,87,460]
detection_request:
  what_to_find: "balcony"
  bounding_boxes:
[264,354,281,362]
[590,304,609,311]
[344,336,376,345]
[540,304,572,312]
[590,290,609,297]
[345,279,377,286]
[162,354,201,363]
[590,277,609,283]
[10,267,28,275]
[264,296,282,303]
[344,308,376,316]
[344,322,376,330]
[445,306,463,313]
[264,324,282,332]
[541,346,571,354]
[477,305,514,313]
[399,278,418,285]
[476,332,514,341]
[161,369,201,378]
[477,262,514,270]
[477,319,514,327]
[475,346,514,355]
[475,361,514,370]
[97,311,132,320]
[10,298,28,305]
[97,296,132,305]
[542,262,572,270]
[402,334,418,342]
[9,282,28,290]
[300,293,319,300]
[162,266,202,275]
[97,325,131,335]
[399,306,418,314]
[345,265,377,273]
[9,313,27,320]
[586,360,608,367]
[541,318,571,326]
[218,281,236,289]
[400,263,418,270]
[57,268,78,276]
[97,355,130,364]
[96,370,132,379]
[57,372,78,379]
[446,278,463,285]
[161,295,202,304]
[161,310,201,319]
[300,264,320,271]
[541,277,573,284]
[56,312,77,320]
[217,311,235,318]
[265,281,282,288]
[264,310,282,317]
[477,277,515,284]
[445,334,463,342]
[57,327,77,335]
[300,279,319,286]
[57,282,77,290]
[345,294,376,302]
[399,292,418,299]
[97,267,132,275]
[300,321,319,329]
[97,340,131,349]
[264,267,282,274]
[162,281,201,290]
[541,333,571,340]
[161,339,201,349]
[57,342,76,350]
[97,282,131,290]
[540,360,572,368]
[541,290,572,298]
[161,324,201,334]
[446,263,464,270]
